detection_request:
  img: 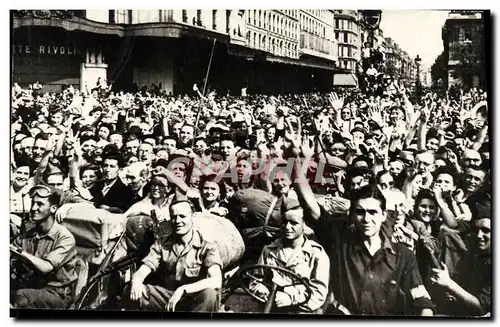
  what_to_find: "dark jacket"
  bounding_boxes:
[90,178,134,213]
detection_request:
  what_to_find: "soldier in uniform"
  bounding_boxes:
[123,200,222,312]
[10,185,77,309]
[250,197,330,313]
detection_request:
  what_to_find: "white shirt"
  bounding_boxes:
[10,184,31,215]
[125,196,173,222]
[101,178,118,197]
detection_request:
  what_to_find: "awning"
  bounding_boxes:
[333,73,358,87]
[265,56,336,71]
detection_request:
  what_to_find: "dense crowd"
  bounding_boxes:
[10,67,491,316]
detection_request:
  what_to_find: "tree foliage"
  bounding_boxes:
[451,24,485,89]
[430,51,447,88]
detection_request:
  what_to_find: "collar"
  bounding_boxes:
[164,229,203,249]
[267,236,314,255]
[137,185,145,198]
[350,232,397,256]
[28,221,60,241]
[104,177,118,188]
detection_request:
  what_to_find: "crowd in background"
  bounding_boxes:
[10,57,491,316]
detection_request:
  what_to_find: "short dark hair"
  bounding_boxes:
[433,166,457,185]
[34,132,50,143]
[102,144,125,167]
[414,189,437,213]
[350,185,387,214]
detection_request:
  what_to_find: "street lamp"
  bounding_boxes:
[414,54,422,98]
[360,10,382,48]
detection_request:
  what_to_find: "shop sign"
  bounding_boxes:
[12,44,80,56]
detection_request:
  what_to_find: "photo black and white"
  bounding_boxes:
[10,9,491,318]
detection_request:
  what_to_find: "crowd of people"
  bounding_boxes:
[9,64,491,316]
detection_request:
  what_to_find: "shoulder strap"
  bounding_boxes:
[263,196,279,229]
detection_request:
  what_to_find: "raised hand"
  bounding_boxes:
[328,92,344,111]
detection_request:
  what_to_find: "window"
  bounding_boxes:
[343,33,348,43]
[114,10,130,24]
[335,32,339,40]
[335,19,339,29]
[348,47,352,57]
[253,10,256,25]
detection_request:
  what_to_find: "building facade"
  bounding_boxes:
[382,37,416,85]
[12,9,339,95]
[333,10,359,72]
[441,10,485,89]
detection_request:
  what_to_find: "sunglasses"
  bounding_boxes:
[29,185,52,198]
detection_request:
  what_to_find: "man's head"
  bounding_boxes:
[389,106,405,124]
[462,149,482,168]
[170,200,195,236]
[236,153,252,183]
[172,121,183,137]
[46,172,65,191]
[271,168,292,196]
[125,137,140,157]
[280,198,305,241]
[101,152,122,182]
[348,167,372,192]
[388,159,404,177]
[138,142,154,165]
[472,217,491,254]
[464,166,486,194]
[426,137,440,152]
[153,145,169,162]
[139,122,151,135]
[163,136,177,155]
[341,107,352,121]
[350,186,387,239]
[125,162,149,192]
[415,151,435,178]
[266,126,276,142]
[109,133,123,149]
[49,111,64,126]
[330,142,347,159]
[20,137,35,158]
[33,133,50,163]
[29,185,61,223]
[179,124,194,145]
[376,170,394,192]
[385,189,407,224]
[220,139,236,159]
[97,123,113,141]
[150,168,169,200]
[193,138,208,156]
[433,167,457,193]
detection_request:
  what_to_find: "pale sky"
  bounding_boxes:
[379,10,450,68]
